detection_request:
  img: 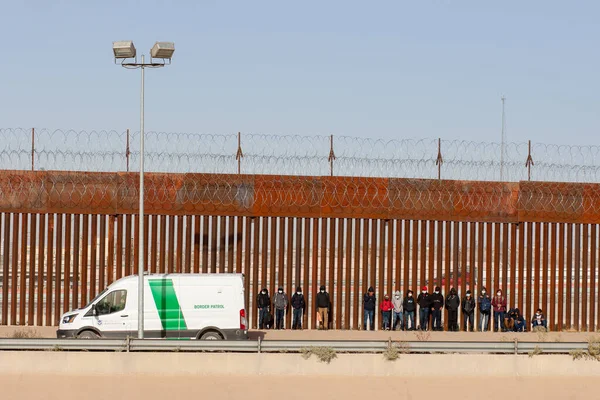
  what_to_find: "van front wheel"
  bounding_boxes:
[78,330,100,339]
[200,331,222,340]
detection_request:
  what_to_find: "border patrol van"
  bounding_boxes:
[57,273,248,340]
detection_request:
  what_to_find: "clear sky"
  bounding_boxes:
[1,0,599,145]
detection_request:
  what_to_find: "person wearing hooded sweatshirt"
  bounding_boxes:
[492,289,507,332]
[478,287,492,331]
[392,290,403,330]
[363,286,376,331]
[513,308,526,332]
[430,286,445,331]
[445,287,460,332]
[272,287,288,330]
[403,290,416,330]
[417,286,432,331]
[291,286,306,330]
[256,288,271,329]
[461,290,476,332]
[316,285,331,330]
[380,294,393,330]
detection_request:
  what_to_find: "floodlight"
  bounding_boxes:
[113,41,136,59]
[150,42,175,59]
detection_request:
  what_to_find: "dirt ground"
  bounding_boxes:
[0,375,596,400]
[0,325,596,342]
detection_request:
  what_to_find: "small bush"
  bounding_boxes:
[415,331,430,342]
[532,326,548,333]
[301,347,337,364]
[383,346,399,361]
[11,329,40,339]
[570,349,586,360]
[528,345,542,358]
[536,331,548,342]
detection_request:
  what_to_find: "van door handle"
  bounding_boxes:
[121,315,129,317]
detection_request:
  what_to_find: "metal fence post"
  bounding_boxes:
[126,129,131,172]
[31,128,35,171]
[328,134,336,176]
[236,132,243,174]
[525,140,534,181]
[436,138,443,180]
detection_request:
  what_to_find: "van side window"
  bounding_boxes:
[96,290,127,315]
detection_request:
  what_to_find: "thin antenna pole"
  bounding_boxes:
[31,128,35,171]
[500,96,506,181]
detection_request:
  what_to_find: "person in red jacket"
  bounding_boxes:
[380,294,393,331]
[491,289,507,332]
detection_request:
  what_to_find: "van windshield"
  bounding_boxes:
[84,289,108,309]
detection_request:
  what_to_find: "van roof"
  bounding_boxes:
[111,273,244,284]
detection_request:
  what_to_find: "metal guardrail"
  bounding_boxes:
[0,338,590,355]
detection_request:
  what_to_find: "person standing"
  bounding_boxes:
[316,285,331,330]
[272,287,288,330]
[392,290,403,331]
[478,287,491,332]
[461,290,476,332]
[430,286,444,331]
[492,289,507,332]
[363,286,376,331]
[380,294,393,330]
[445,287,460,332]
[403,290,416,331]
[417,286,432,331]
[291,286,306,330]
[256,288,271,330]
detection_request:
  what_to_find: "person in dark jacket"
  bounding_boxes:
[445,287,460,332]
[316,285,331,330]
[403,290,416,330]
[363,287,376,331]
[272,287,288,330]
[430,286,444,331]
[256,288,271,329]
[291,286,306,330]
[513,308,526,332]
[417,286,432,331]
[478,287,491,332]
[461,290,476,332]
[492,289,507,332]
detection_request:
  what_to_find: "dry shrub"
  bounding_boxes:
[528,345,542,358]
[11,329,40,339]
[415,331,430,341]
[301,347,337,364]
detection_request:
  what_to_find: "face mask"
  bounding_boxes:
[395,295,400,299]
[466,294,471,297]
[536,313,541,316]
[297,291,302,295]
[278,290,283,294]
[408,294,412,297]
[320,290,325,293]
[262,291,266,294]
[421,291,426,294]
[497,292,501,296]
[482,291,486,294]
[435,291,439,294]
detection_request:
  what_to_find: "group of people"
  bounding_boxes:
[256,285,549,332]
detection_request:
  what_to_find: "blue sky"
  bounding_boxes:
[1,0,599,145]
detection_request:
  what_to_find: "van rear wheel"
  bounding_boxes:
[78,330,100,339]
[200,331,222,340]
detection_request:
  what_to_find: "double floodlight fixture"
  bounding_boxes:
[112,40,175,65]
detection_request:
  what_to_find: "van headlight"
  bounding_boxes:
[62,314,77,324]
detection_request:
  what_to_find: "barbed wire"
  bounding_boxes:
[1,170,599,222]
[2,128,600,183]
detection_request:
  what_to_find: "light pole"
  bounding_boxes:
[113,40,175,339]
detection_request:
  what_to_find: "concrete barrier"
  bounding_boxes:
[1,352,599,377]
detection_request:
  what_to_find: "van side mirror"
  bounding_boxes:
[92,305,98,317]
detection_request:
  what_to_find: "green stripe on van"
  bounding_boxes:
[148,279,187,330]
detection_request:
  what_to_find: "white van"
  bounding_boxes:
[57,273,248,340]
